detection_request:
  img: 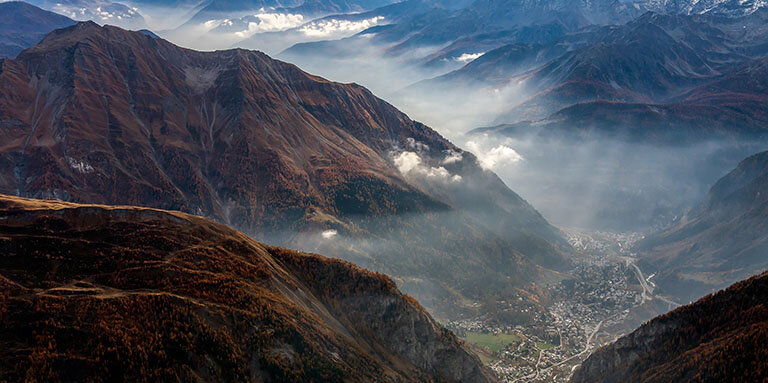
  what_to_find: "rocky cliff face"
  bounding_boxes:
[570,271,768,383]
[0,194,497,383]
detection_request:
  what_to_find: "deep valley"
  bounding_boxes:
[1,0,768,381]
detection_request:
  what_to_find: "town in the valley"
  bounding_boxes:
[447,230,679,382]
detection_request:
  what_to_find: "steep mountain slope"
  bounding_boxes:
[418,21,569,69]
[0,1,75,58]
[0,195,497,383]
[522,27,709,105]
[570,270,768,383]
[412,24,604,90]
[0,22,567,319]
[471,36,768,142]
[636,150,768,302]
[498,53,768,143]
[1,21,436,234]
[674,53,768,106]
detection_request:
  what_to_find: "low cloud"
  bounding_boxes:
[299,16,385,37]
[442,150,463,164]
[51,2,143,28]
[393,151,462,183]
[234,13,306,38]
[406,137,430,152]
[321,229,338,239]
[465,136,524,170]
[454,52,484,63]
[203,19,231,30]
[393,151,422,174]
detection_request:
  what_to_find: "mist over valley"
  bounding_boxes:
[1,0,768,381]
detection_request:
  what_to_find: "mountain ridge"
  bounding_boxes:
[0,194,497,382]
[0,21,568,321]
[461,11,768,142]
[570,270,768,383]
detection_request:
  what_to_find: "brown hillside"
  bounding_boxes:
[570,270,768,383]
[0,194,496,383]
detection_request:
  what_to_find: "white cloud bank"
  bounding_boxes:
[441,150,463,165]
[51,3,141,25]
[321,229,338,239]
[454,52,484,63]
[234,13,306,38]
[465,136,524,170]
[299,16,385,37]
[393,151,462,183]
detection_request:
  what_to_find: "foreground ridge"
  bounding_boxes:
[571,270,768,383]
[0,194,496,383]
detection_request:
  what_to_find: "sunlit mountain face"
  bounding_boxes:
[0,20,570,329]
[1,0,768,382]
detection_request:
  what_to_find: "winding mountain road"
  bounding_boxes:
[627,259,680,309]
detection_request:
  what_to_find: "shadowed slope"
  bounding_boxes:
[637,150,768,301]
[0,1,75,58]
[0,194,497,383]
[571,271,768,383]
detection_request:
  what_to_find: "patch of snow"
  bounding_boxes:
[66,157,94,173]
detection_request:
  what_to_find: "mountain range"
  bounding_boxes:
[283,0,640,56]
[278,0,768,78]
[0,0,767,381]
[0,21,569,321]
[0,194,496,382]
[456,10,768,231]
[428,10,768,125]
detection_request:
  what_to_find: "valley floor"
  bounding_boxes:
[448,229,680,383]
